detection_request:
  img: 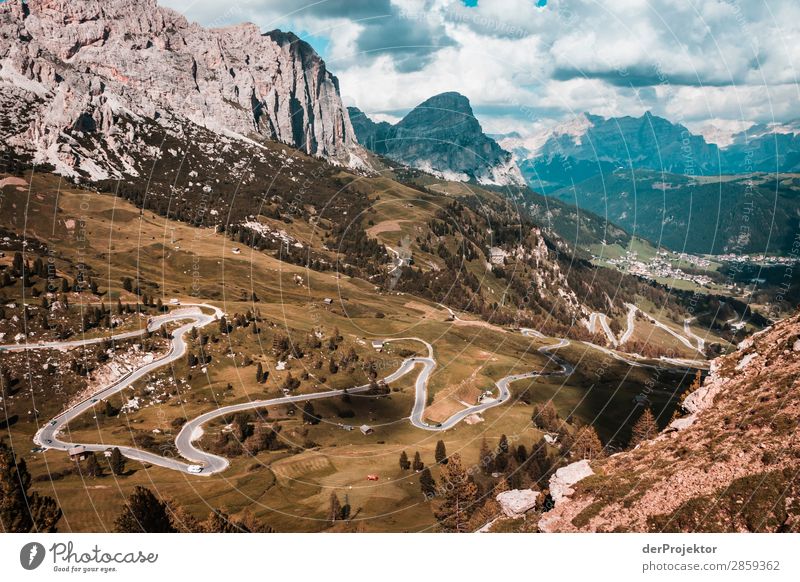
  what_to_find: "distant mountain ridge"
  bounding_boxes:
[501,112,800,193]
[498,112,800,255]
[349,92,524,186]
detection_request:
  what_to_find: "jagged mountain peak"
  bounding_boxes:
[350,93,525,186]
[0,0,368,179]
[409,91,474,112]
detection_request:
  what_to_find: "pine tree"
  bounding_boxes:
[109,447,126,476]
[498,434,509,454]
[339,495,351,521]
[201,510,242,533]
[399,450,411,471]
[163,496,201,533]
[630,408,659,447]
[433,454,478,532]
[114,486,176,532]
[328,492,341,523]
[494,450,508,473]
[232,413,251,441]
[529,437,550,483]
[302,401,319,425]
[84,452,102,477]
[506,456,523,489]
[412,451,424,471]
[532,401,560,432]
[571,426,605,460]
[435,439,448,464]
[419,467,437,498]
[515,444,528,464]
[0,440,61,532]
[478,438,494,475]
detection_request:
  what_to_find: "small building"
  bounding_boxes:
[68,445,88,461]
[360,424,374,435]
[322,297,333,305]
[371,340,384,351]
[489,246,508,266]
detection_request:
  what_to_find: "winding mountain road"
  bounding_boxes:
[11,300,706,476]
[26,304,223,474]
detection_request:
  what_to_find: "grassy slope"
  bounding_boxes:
[0,170,727,532]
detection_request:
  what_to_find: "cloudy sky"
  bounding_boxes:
[161,0,799,140]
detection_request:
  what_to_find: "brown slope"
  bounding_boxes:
[539,309,800,532]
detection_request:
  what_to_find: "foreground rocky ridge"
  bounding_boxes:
[0,0,365,179]
[539,310,800,532]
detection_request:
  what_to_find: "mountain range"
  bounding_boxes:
[2,0,798,257]
[496,112,800,193]
[349,92,524,186]
[494,113,800,254]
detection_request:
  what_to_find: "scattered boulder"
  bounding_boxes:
[496,489,539,518]
[549,459,594,504]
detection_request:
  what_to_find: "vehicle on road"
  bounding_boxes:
[187,465,204,474]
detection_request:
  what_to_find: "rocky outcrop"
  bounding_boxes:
[496,489,539,518]
[350,92,524,186]
[536,310,800,532]
[0,0,366,179]
[548,459,594,505]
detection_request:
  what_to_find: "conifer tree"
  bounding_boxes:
[109,447,126,476]
[328,492,341,523]
[478,438,494,475]
[412,451,424,471]
[302,401,319,425]
[571,426,605,460]
[399,450,411,471]
[115,486,176,533]
[435,439,447,464]
[419,467,437,498]
[0,440,61,532]
[630,408,659,447]
[433,454,478,532]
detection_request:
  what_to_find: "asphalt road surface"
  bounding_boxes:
[22,305,706,476]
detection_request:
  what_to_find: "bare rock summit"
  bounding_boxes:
[0,0,367,180]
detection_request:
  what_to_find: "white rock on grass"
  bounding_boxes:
[496,489,539,518]
[549,459,594,505]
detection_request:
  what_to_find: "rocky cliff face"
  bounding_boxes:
[0,0,366,179]
[538,310,800,532]
[351,92,524,186]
